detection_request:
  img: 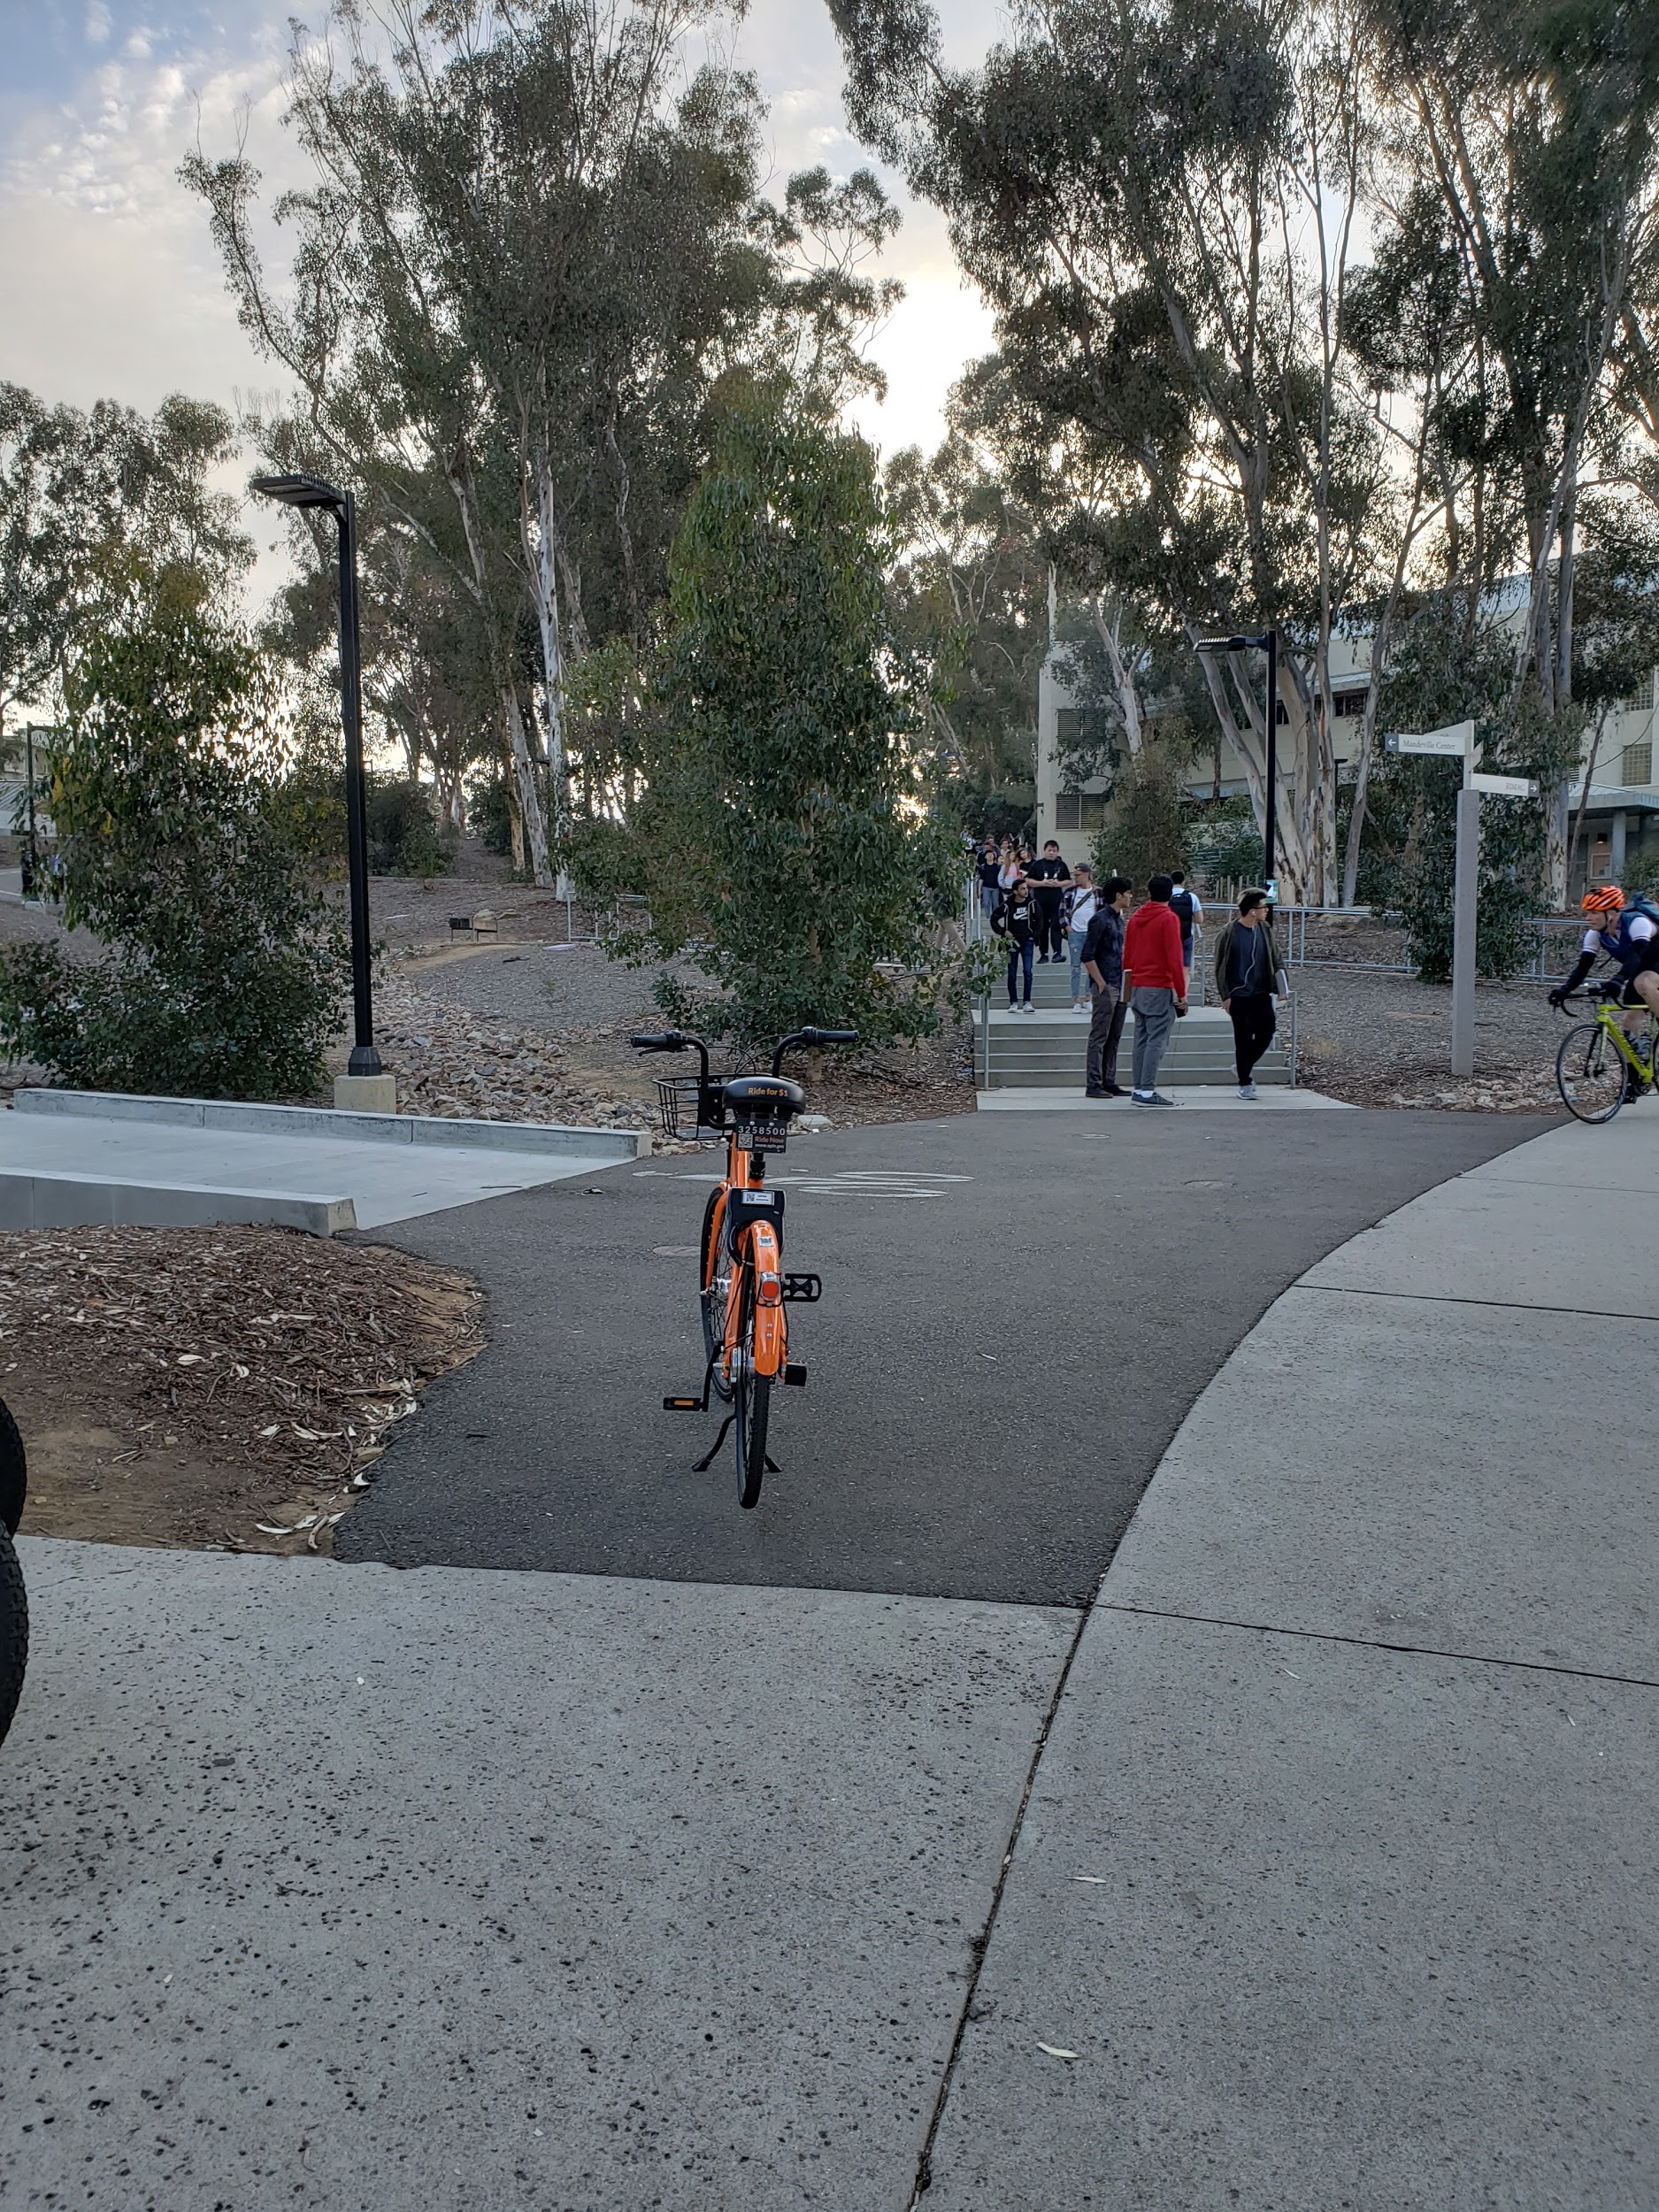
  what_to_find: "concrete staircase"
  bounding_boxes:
[973,954,1294,1090]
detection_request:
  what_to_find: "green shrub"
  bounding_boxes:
[365,774,449,876]
[469,776,517,858]
[0,572,345,1099]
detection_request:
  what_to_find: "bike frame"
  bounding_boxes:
[1587,998,1659,1082]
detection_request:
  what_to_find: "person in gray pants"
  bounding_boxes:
[1081,875,1133,1095]
[1121,872,1189,1106]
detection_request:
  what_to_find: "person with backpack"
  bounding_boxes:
[1212,888,1289,1098]
[992,880,1039,1011]
[1169,869,1203,986]
[1550,886,1659,1027]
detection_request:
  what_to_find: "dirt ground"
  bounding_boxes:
[0,1226,483,1555]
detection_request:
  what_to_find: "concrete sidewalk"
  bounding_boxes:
[3,1107,1649,2209]
[920,1101,1658,2209]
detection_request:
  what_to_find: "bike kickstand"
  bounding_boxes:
[693,1414,736,1472]
[764,1455,780,1474]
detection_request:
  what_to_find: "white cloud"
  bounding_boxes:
[3,0,1002,472]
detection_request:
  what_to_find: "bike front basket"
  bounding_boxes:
[656,1073,720,1144]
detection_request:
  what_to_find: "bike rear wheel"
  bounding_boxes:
[1556,1023,1630,1123]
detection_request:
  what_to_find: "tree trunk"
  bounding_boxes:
[1089,595,1143,756]
[447,436,553,885]
[503,686,550,884]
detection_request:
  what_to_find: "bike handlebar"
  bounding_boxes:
[772,1026,860,1074]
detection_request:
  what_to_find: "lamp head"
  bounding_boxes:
[250,472,346,513]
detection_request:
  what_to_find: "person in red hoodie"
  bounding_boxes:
[1120,873,1188,1105]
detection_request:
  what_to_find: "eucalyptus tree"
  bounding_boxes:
[829,0,1398,902]
[1363,0,1659,715]
[883,407,1048,806]
[189,2,907,878]
[0,384,250,753]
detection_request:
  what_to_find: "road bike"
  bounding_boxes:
[630,1025,857,1507]
[1554,983,1659,1123]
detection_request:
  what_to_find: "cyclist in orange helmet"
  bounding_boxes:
[1550,884,1659,1025]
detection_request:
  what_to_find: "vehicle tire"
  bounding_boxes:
[734,1365,771,1511]
[1556,1023,1630,1123]
[0,1394,25,1536]
[0,1523,27,1751]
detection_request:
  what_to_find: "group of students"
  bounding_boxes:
[979,834,1286,1104]
[982,838,1202,1010]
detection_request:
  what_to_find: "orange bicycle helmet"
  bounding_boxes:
[1582,884,1624,914]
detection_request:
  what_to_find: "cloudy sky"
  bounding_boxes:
[0,0,1004,465]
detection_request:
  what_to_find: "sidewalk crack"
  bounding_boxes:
[1099,1601,1659,1689]
[906,1602,1091,2207]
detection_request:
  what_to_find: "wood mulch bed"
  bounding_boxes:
[0,1225,482,1555]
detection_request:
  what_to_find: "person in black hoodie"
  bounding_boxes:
[1081,875,1133,1094]
[992,880,1039,1010]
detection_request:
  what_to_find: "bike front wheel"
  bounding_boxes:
[734,1362,771,1511]
[1556,1023,1630,1123]
[700,1185,732,1396]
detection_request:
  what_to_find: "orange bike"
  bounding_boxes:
[630,1025,857,1507]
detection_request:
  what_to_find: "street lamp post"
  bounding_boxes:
[23,725,39,896]
[1197,629,1279,896]
[251,472,388,1100]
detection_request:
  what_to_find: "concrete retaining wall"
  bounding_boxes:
[11,1088,641,1162]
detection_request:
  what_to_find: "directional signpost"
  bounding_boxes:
[1384,720,1536,1076]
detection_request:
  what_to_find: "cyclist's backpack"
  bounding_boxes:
[1627,895,1659,933]
[1171,887,1195,935]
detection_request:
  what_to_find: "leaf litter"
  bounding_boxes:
[0,1224,483,1554]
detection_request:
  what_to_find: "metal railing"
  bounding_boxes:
[1269,904,1584,986]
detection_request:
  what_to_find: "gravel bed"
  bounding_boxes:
[1287,964,1572,1110]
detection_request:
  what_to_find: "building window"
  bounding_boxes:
[1056,790,1107,831]
[1623,672,1655,712]
[1333,688,1368,718]
[1622,741,1653,786]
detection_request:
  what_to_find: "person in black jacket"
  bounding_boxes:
[1025,840,1072,961]
[1211,889,1288,1098]
[1081,875,1133,1094]
[992,881,1039,1010]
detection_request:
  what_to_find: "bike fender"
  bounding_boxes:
[748,1223,786,1377]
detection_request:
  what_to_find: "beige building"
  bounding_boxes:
[1034,605,1659,899]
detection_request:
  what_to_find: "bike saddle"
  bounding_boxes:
[721,1074,806,1116]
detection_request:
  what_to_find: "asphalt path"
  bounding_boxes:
[338,1110,1548,1604]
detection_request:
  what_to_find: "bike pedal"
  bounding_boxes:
[782,1273,822,1303]
[664,1395,703,1412]
[782,1364,808,1388]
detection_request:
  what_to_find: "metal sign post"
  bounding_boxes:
[1386,723,1536,1077]
[1450,786,1480,1076]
